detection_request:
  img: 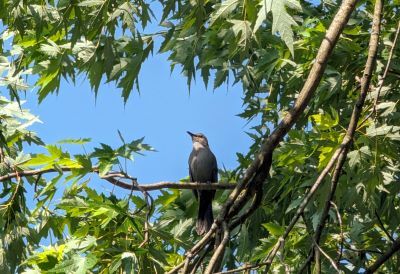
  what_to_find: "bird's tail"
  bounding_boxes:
[196,191,214,236]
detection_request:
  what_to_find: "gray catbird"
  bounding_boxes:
[187,131,218,235]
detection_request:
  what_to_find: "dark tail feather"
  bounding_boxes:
[196,192,214,235]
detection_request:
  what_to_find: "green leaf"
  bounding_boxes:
[262,222,284,236]
[311,110,338,130]
[210,0,240,25]
[254,0,272,32]
[228,19,252,47]
[254,0,301,56]
[23,154,54,167]
[77,0,105,7]
[57,138,92,144]
[50,254,97,274]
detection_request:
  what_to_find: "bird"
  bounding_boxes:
[187,131,218,236]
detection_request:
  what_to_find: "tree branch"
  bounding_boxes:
[189,240,215,274]
[359,20,400,126]
[371,20,400,116]
[312,0,383,268]
[204,222,229,274]
[313,148,349,269]
[229,184,263,230]
[375,210,395,243]
[331,201,344,263]
[0,167,236,190]
[365,238,400,274]
[264,0,382,267]
[215,262,268,274]
[213,0,359,230]
[313,240,340,272]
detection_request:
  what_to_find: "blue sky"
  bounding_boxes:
[23,46,255,194]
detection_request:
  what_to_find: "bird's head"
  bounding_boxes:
[187,131,209,147]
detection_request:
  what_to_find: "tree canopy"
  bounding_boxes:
[1,0,400,273]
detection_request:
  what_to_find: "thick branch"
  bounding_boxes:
[217,0,359,228]
[229,184,263,230]
[265,0,381,267]
[212,0,359,230]
[312,0,382,269]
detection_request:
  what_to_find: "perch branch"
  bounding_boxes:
[0,167,236,190]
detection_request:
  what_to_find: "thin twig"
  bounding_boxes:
[216,263,261,274]
[166,231,218,274]
[263,237,284,273]
[314,0,383,268]
[190,240,214,274]
[313,148,348,268]
[375,210,395,243]
[204,222,229,274]
[296,214,316,273]
[138,190,152,248]
[307,0,383,270]
[313,239,340,272]
[3,167,21,208]
[343,243,383,255]
[0,147,4,163]
[331,201,344,263]
[371,20,400,116]
[166,259,187,274]
[358,20,400,126]
[265,144,346,269]
[182,257,191,274]
[297,253,314,274]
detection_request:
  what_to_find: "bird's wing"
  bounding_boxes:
[211,152,218,183]
[189,164,195,182]
[189,151,198,200]
[211,151,218,200]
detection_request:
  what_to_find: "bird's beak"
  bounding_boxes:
[187,131,195,138]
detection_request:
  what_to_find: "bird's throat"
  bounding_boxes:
[193,141,207,151]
